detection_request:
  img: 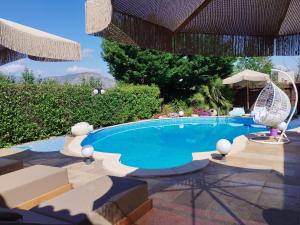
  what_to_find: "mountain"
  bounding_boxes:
[45,72,116,89]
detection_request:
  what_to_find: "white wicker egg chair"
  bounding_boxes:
[253,82,291,127]
[251,69,298,144]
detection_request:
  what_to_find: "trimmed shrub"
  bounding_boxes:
[0,82,160,147]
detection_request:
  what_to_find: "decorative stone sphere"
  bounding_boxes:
[100,89,106,95]
[209,109,218,116]
[216,139,232,155]
[179,111,185,117]
[71,122,93,136]
[92,89,99,95]
[81,145,94,158]
[277,122,287,131]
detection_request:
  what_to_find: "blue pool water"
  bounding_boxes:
[82,117,271,169]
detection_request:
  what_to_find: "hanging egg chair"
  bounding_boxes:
[253,82,291,127]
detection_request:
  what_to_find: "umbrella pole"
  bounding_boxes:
[246,81,250,112]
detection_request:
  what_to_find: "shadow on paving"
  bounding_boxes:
[136,161,300,225]
[2,150,83,168]
[275,130,300,225]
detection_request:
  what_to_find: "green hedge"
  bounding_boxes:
[0,83,160,147]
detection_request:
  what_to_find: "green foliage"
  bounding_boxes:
[184,108,193,117]
[188,93,208,110]
[0,73,15,84]
[80,76,102,88]
[234,57,273,74]
[188,79,233,114]
[102,39,235,101]
[161,104,174,115]
[0,82,160,148]
[170,100,188,112]
[22,68,35,84]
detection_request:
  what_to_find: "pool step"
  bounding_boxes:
[223,143,300,177]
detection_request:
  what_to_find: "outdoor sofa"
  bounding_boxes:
[0,165,152,225]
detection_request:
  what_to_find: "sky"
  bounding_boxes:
[0,0,110,77]
[0,0,299,77]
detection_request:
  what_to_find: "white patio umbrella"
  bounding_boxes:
[223,70,270,111]
[0,18,81,66]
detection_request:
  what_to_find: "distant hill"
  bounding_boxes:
[45,72,116,89]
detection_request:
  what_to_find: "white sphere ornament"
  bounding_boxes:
[81,145,94,158]
[277,122,287,131]
[209,109,218,116]
[179,111,184,117]
[100,89,106,95]
[92,89,99,95]
[216,139,232,155]
[71,122,93,136]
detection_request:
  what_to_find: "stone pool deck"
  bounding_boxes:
[1,129,300,224]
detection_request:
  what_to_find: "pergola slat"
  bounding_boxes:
[86,0,300,56]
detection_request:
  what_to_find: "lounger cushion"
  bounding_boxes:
[0,207,70,224]
[33,176,148,225]
[0,165,69,208]
[0,158,23,175]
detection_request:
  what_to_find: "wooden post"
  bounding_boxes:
[247,81,250,112]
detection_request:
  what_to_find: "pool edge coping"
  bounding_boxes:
[63,118,300,177]
[64,135,212,177]
[63,130,249,177]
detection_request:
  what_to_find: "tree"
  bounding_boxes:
[102,39,235,101]
[234,57,273,74]
[22,68,35,84]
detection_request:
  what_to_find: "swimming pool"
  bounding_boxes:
[82,117,269,170]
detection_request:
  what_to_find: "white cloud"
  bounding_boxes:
[66,65,97,74]
[0,59,26,74]
[82,48,94,58]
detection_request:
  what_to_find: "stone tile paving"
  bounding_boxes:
[137,163,300,225]
[1,130,300,224]
[1,150,82,168]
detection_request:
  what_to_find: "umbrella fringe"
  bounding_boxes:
[0,19,81,66]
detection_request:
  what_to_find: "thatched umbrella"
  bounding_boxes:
[223,70,270,112]
[0,18,81,66]
[85,0,300,56]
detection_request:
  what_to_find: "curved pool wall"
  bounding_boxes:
[82,117,269,170]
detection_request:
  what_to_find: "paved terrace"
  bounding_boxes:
[1,130,300,225]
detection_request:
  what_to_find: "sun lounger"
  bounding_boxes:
[0,158,23,175]
[32,176,152,225]
[0,165,72,209]
[0,165,151,225]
